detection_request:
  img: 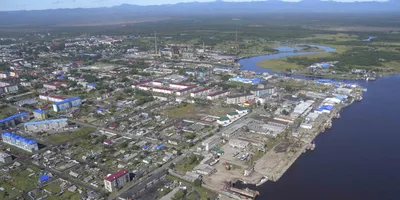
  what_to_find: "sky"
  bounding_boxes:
[1,0,389,11]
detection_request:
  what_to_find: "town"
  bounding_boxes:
[0,32,364,200]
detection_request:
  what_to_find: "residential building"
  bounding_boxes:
[206,90,230,100]
[251,87,276,97]
[43,82,68,90]
[24,118,68,133]
[176,86,197,96]
[33,110,48,120]
[2,132,39,152]
[190,88,213,98]
[53,96,82,112]
[0,112,29,129]
[226,93,255,104]
[39,94,65,102]
[104,170,130,192]
[152,87,174,95]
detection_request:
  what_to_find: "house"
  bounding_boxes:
[104,170,130,192]
[33,109,47,120]
[87,83,96,89]
[0,152,12,163]
[227,112,239,120]
[236,107,248,116]
[190,88,213,98]
[217,116,230,126]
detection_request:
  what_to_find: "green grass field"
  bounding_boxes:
[256,59,303,72]
[48,127,95,144]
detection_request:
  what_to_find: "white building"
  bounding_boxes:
[104,170,130,192]
[229,139,249,149]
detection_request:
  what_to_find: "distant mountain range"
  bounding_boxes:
[1,0,400,27]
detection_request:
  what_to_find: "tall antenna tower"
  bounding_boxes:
[154,31,157,54]
[203,42,205,54]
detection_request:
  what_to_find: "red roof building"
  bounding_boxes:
[104,170,130,192]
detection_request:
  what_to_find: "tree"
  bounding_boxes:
[172,190,186,200]
[193,179,202,187]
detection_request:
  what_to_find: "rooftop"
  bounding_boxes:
[104,170,129,182]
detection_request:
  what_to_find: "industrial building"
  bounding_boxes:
[53,96,82,112]
[33,110,48,120]
[226,93,255,104]
[0,112,29,129]
[104,170,130,192]
[24,118,68,133]
[202,135,221,151]
[2,132,39,152]
[229,139,249,149]
[229,77,263,85]
[213,66,233,74]
[292,100,315,117]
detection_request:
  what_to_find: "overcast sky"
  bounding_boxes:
[1,0,388,11]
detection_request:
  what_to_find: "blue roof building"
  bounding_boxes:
[2,132,38,152]
[0,112,29,128]
[53,96,82,112]
[39,175,50,182]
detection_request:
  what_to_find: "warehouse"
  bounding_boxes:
[229,139,249,149]
[292,100,315,117]
[24,118,68,133]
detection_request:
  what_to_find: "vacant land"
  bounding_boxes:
[164,103,234,119]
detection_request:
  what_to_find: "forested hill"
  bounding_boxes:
[1,0,400,27]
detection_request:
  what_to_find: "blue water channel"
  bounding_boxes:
[237,45,400,200]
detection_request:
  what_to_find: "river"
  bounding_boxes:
[238,44,336,76]
[237,46,400,199]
